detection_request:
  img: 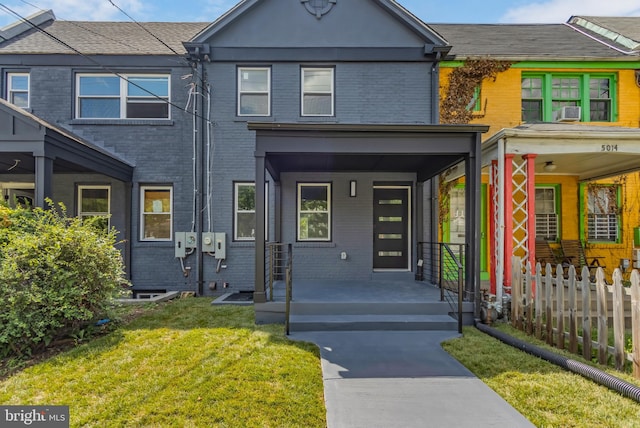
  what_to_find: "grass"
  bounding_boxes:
[442,323,640,428]
[0,298,326,428]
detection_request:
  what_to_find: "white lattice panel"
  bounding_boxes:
[512,157,529,263]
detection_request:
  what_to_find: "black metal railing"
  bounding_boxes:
[284,244,293,336]
[417,241,466,333]
[265,242,287,301]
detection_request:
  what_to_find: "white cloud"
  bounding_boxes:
[500,0,640,23]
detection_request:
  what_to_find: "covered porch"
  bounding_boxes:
[248,122,488,324]
[0,98,134,267]
[481,123,640,302]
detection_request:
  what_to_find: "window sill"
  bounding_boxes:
[294,242,336,248]
[69,119,174,126]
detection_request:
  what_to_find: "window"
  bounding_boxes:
[301,67,334,116]
[78,185,110,230]
[6,72,29,108]
[587,185,619,242]
[234,182,269,241]
[140,186,172,241]
[521,73,615,122]
[470,86,482,112]
[238,68,270,116]
[76,74,169,119]
[535,187,558,240]
[297,183,331,241]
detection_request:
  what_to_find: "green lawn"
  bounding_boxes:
[442,325,640,428]
[0,298,326,428]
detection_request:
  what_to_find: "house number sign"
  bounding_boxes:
[301,0,337,19]
[601,145,618,152]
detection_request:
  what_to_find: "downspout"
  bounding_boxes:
[196,60,206,296]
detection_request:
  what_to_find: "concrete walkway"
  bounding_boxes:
[289,330,534,428]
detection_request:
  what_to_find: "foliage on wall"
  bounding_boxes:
[440,59,512,124]
[438,59,511,233]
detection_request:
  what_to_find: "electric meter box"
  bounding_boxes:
[214,233,226,260]
[201,232,215,253]
[175,232,197,258]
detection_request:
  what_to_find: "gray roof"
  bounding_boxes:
[0,19,209,55]
[567,16,640,54]
[428,23,632,60]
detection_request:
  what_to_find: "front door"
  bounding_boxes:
[373,186,410,270]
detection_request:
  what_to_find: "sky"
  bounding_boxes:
[1,0,640,29]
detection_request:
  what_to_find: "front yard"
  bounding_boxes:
[0,298,326,427]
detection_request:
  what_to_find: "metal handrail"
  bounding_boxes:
[418,241,466,334]
[284,243,293,335]
[265,242,286,301]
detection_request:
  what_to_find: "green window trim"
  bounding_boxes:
[521,72,617,123]
[578,182,622,244]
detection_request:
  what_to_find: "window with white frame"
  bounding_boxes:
[297,183,331,241]
[234,182,269,241]
[301,67,334,116]
[237,68,270,116]
[78,185,110,230]
[76,74,169,119]
[535,187,558,240]
[587,185,619,242]
[140,186,172,241]
[6,72,29,108]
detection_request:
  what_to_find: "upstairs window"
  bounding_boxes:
[301,67,334,116]
[238,68,270,116]
[521,73,615,123]
[76,74,169,119]
[6,72,29,108]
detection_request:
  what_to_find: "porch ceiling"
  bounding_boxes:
[249,122,489,182]
[481,123,640,181]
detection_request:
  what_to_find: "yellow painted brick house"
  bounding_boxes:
[432,17,640,294]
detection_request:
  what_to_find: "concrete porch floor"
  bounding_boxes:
[255,275,475,327]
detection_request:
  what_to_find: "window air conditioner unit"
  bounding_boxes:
[555,106,581,122]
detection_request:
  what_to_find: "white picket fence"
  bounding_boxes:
[510,257,640,379]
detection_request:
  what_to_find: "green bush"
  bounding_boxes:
[0,201,129,358]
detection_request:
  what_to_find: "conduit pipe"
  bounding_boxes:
[475,322,640,404]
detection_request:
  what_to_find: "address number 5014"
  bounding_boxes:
[601,144,618,152]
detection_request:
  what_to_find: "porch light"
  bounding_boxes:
[349,180,357,197]
[543,161,557,172]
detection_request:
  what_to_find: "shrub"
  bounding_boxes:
[0,201,129,358]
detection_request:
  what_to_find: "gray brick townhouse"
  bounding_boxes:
[0,0,486,314]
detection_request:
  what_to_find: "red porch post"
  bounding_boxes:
[489,160,497,295]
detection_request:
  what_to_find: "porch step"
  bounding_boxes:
[287,301,461,332]
[289,314,458,332]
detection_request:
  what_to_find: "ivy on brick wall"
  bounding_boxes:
[438,59,511,232]
[440,59,512,125]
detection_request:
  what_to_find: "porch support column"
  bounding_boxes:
[488,160,497,295]
[274,181,282,243]
[523,154,537,277]
[254,153,267,304]
[503,153,515,292]
[465,133,482,318]
[416,181,424,280]
[34,154,54,208]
